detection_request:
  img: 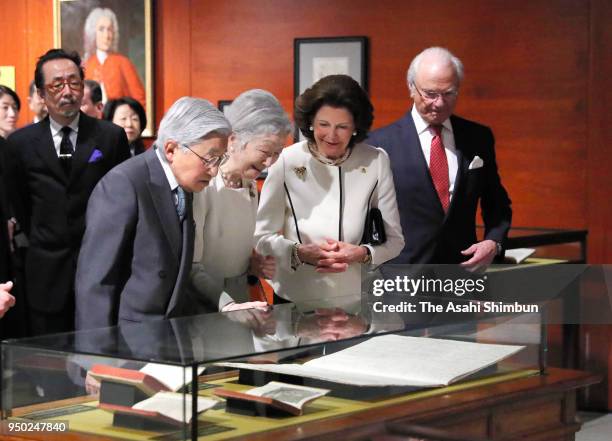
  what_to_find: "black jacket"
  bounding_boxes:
[367,112,512,264]
[5,113,130,313]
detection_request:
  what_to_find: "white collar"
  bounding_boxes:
[96,49,108,64]
[154,146,179,192]
[411,105,452,135]
[49,113,80,137]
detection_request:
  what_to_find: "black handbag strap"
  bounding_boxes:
[361,180,379,245]
[284,182,303,244]
[366,179,379,211]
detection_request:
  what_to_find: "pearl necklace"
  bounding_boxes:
[307,141,352,166]
[220,166,243,189]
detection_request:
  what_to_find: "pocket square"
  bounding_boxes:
[468,155,484,169]
[88,149,103,163]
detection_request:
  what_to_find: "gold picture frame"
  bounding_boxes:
[53,0,154,136]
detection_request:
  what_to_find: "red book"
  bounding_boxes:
[89,364,172,397]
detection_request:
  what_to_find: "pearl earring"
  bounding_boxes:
[309,126,313,131]
[352,131,357,136]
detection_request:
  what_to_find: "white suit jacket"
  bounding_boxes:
[255,141,404,310]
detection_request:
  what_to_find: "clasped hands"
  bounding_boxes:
[297,239,367,273]
[249,250,275,279]
[296,308,367,342]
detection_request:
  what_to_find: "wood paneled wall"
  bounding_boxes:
[0,0,53,125]
[0,0,610,262]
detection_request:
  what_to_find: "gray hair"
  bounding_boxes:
[154,97,231,162]
[406,47,464,90]
[83,7,119,60]
[224,89,291,148]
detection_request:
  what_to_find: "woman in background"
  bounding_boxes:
[254,75,404,311]
[103,97,147,156]
[191,89,291,312]
[83,7,146,107]
[0,86,20,139]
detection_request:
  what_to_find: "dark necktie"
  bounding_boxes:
[184,191,193,222]
[59,126,74,176]
[175,187,186,220]
[429,125,450,212]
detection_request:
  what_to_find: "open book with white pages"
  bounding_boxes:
[504,248,536,263]
[214,382,330,416]
[90,363,205,396]
[218,334,524,387]
[92,363,210,425]
[131,392,217,424]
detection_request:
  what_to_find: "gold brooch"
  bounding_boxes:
[361,167,367,173]
[293,166,306,180]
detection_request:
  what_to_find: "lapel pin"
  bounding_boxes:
[293,166,306,180]
[361,167,367,173]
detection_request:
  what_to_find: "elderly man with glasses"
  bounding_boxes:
[367,47,511,271]
[5,49,130,336]
[75,97,231,330]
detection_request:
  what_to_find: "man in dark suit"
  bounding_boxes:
[75,97,231,330]
[5,49,130,336]
[0,138,15,321]
[0,137,11,282]
[367,47,511,270]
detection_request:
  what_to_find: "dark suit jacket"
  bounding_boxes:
[0,137,11,282]
[367,112,511,264]
[5,113,130,313]
[75,148,199,330]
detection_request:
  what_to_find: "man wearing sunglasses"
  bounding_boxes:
[75,97,231,330]
[5,49,130,336]
[367,47,511,272]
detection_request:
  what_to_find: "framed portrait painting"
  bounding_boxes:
[294,36,368,140]
[53,0,154,136]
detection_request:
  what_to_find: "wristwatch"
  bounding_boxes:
[291,242,303,270]
[362,246,372,264]
[495,241,503,256]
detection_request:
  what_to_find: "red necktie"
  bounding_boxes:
[429,125,450,212]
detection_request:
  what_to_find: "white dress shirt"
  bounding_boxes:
[154,146,180,193]
[49,114,79,156]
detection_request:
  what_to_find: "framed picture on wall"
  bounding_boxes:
[53,0,154,136]
[294,36,368,141]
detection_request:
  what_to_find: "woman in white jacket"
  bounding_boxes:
[191,89,291,312]
[255,75,404,311]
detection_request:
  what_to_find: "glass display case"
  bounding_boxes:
[477,226,589,373]
[1,296,545,441]
[477,226,588,263]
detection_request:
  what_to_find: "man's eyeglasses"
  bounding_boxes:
[45,78,84,95]
[413,84,458,103]
[182,144,228,168]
